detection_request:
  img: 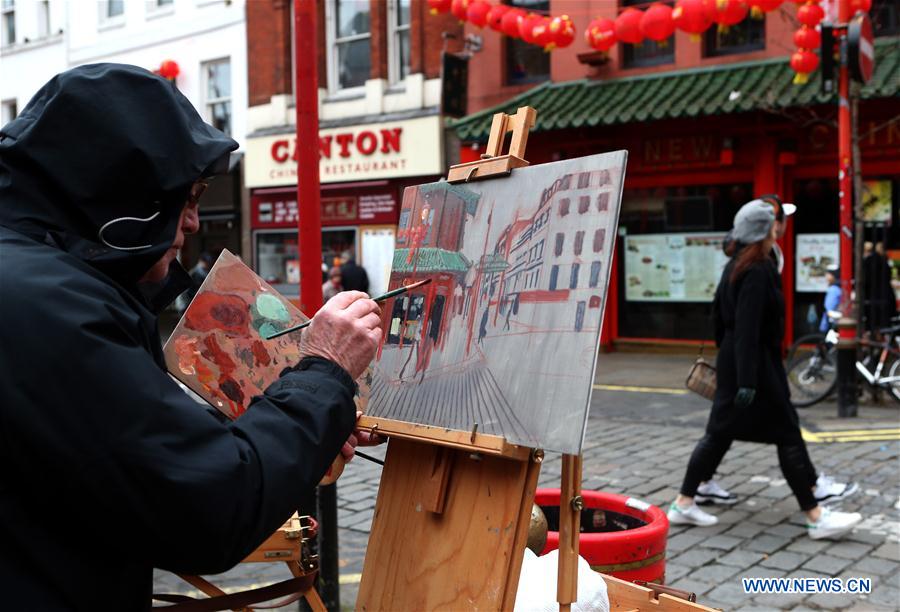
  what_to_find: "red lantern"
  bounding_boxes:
[585,17,617,52]
[793,25,820,49]
[640,3,676,42]
[790,49,819,84]
[532,17,556,49]
[797,2,825,27]
[500,7,526,38]
[486,4,510,31]
[519,12,543,44]
[673,0,712,41]
[615,8,645,45]
[158,60,180,80]
[427,0,452,15]
[466,0,491,27]
[749,0,782,18]
[849,0,872,11]
[704,0,750,31]
[450,0,470,21]
[548,15,576,49]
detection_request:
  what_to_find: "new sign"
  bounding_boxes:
[246,115,443,188]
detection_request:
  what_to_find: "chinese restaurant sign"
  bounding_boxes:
[245,115,443,188]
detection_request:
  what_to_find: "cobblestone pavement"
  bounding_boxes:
[153,353,900,610]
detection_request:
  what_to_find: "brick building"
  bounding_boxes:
[244,0,463,299]
[451,0,900,348]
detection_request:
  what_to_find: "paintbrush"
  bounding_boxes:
[265,278,433,340]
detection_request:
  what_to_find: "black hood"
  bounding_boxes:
[0,63,238,286]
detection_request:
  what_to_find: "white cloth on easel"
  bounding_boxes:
[514,549,610,612]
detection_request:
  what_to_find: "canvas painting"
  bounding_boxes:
[367,151,627,454]
[164,250,370,419]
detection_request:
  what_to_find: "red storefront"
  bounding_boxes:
[453,57,900,349]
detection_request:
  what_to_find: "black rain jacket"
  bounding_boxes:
[709,256,801,444]
[0,64,356,610]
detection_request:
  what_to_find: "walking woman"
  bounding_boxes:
[668,201,862,540]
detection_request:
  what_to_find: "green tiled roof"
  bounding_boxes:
[452,37,900,142]
[392,247,470,273]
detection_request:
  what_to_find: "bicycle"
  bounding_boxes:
[785,317,900,407]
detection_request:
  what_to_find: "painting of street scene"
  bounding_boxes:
[367,151,627,454]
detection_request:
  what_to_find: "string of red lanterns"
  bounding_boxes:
[429,0,872,85]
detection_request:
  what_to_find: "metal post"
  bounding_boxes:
[294,1,340,609]
[835,0,858,417]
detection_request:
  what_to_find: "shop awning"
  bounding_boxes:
[392,248,471,274]
[451,36,900,143]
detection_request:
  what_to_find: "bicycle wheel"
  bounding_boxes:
[786,341,838,407]
[886,358,900,404]
[786,334,827,364]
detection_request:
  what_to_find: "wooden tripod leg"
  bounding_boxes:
[177,574,249,612]
[302,586,328,612]
[557,454,583,612]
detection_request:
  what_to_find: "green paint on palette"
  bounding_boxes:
[258,322,282,339]
[255,293,290,322]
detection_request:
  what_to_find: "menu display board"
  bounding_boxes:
[625,233,729,302]
[796,234,840,293]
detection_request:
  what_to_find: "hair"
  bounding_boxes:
[730,241,771,283]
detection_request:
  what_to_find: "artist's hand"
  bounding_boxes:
[300,291,382,380]
[734,387,756,409]
[339,413,384,463]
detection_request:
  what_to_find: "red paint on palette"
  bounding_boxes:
[251,340,272,367]
[184,292,249,334]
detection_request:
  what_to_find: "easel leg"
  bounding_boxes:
[302,586,328,612]
[558,454,583,612]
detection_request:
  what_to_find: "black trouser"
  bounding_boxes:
[680,433,819,511]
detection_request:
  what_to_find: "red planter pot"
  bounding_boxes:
[535,489,669,584]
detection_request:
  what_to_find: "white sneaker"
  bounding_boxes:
[667,501,719,527]
[814,474,859,505]
[807,506,862,540]
[695,480,739,506]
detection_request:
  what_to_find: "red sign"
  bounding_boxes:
[251,191,398,229]
[848,12,874,85]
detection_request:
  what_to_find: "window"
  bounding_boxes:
[589,261,602,288]
[105,0,124,19]
[559,198,570,216]
[560,174,571,190]
[505,0,549,85]
[578,196,590,214]
[575,301,586,331]
[1,0,14,46]
[203,59,232,136]
[549,265,559,290]
[577,172,590,189]
[597,192,610,212]
[554,232,564,256]
[569,263,580,289]
[574,231,584,256]
[622,1,674,68]
[704,16,765,56]
[38,0,49,37]
[593,229,606,253]
[328,0,371,91]
[1,99,16,124]
[872,0,900,36]
[388,0,411,83]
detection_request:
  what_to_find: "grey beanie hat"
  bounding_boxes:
[732,200,776,244]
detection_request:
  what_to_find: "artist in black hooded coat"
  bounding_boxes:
[0,65,382,610]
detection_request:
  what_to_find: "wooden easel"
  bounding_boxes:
[356,106,583,611]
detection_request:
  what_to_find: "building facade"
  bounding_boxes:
[452,0,900,349]
[244,0,463,300]
[0,0,248,268]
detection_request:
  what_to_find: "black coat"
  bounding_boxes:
[341,259,369,293]
[709,257,801,444]
[0,65,357,610]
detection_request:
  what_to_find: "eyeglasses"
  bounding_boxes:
[188,180,208,206]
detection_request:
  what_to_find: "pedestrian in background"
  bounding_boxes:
[820,266,842,333]
[863,241,897,334]
[323,266,343,301]
[341,247,369,294]
[669,200,861,540]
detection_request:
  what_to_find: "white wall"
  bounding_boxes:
[1,0,248,148]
